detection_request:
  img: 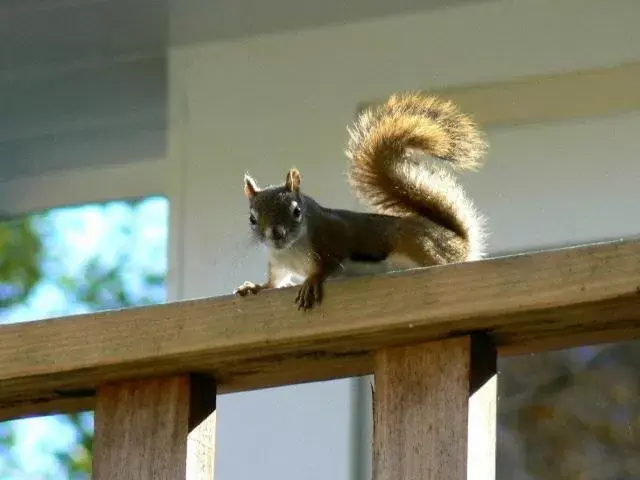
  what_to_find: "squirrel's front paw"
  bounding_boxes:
[295,278,323,311]
[234,281,262,297]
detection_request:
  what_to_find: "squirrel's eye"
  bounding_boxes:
[292,206,301,219]
[249,213,257,225]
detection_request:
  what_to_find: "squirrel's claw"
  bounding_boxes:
[295,278,323,311]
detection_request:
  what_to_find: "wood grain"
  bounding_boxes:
[0,239,638,421]
[93,374,216,480]
[372,336,496,480]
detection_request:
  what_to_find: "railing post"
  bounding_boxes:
[373,335,496,480]
[93,374,216,480]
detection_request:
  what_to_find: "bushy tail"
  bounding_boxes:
[345,92,488,260]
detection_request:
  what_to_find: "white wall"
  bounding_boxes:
[473,112,640,253]
[167,0,640,479]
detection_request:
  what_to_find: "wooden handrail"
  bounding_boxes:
[4,237,640,479]
[0,238,639,423]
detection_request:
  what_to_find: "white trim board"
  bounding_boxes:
[0,158,168,218]
[358,61,640,128]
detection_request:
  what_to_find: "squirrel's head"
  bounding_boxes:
[243,168,306,250]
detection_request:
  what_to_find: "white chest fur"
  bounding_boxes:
[269,236,317,283]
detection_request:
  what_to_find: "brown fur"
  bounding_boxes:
[345,91,488,262]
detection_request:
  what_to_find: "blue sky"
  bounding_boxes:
[0,196,169,478]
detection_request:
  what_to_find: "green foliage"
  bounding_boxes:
[59,256,164,310]
[0,215,43,308]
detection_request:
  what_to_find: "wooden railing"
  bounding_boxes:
[1,239,639,479]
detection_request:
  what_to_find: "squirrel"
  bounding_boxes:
[234,91,488,311]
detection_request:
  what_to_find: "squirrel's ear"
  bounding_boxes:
[285,168,301,193]
[244,174,259,198]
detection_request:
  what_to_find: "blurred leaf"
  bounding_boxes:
[0,216,43,308]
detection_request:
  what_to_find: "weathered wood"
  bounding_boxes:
[93,374,216,480]
[372,336,496,480]
[0,239,638,421]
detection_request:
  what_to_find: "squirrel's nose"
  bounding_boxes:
[271,226,286,241]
